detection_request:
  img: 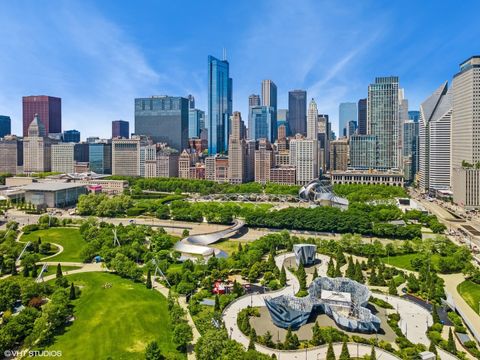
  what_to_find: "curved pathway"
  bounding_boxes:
[222,252,456,360]
[174,219,245,258]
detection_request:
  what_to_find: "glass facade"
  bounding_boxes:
[22,96,61,136]
[249,106,276,142]
[112,120,129,138]
[288,90,307,136]
[0,115,11,138]
[357,99,367,135]
[188,109,205,138]
[134,96,189,151]
[208,55,232,154]
[63,129,80,142]
[89,143,112,174]
[339,102,357,138]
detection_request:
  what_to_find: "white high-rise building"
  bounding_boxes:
[51,143,75,174]
[451,56,480,208]
[23,114,54,173]
[290,135,318,185]
[112,136,146,177]
[307,98,318,140]
[228,111,246,184]
[418,81,452,193]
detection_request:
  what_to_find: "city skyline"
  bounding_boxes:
[1,1,480,138]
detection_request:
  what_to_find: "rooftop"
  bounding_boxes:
[22,182,86,192]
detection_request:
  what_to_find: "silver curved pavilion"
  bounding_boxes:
[298,179,349,209]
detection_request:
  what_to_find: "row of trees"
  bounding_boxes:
[333,184,407,203]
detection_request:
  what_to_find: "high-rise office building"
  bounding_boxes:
[0,116,12,138]
[188,109,205,138]
[349,135,377,170]
[329,139,349,171]
[63,129,80,143]
[22,96,61,136]
[249,94,261,108]
[367,76,400,170]
[403,120,419,184]
[451,56,480,208]
[245,140,256,182]
[290,135,318,185]
[277,109,289,136]
[262,80,277,129]
[254,139,273,184]
[307,98,318,140]
[112,120,129,139]
[23,114,54,173]
[135,96,189,151]
[288,90,307,136]
[317,114,330,172]
[357,99,367,135]
[338,102,357,138]
[0,135,23,174]
[207,55,232,154]
[419,81,452,193]
[228,112,247,184]
[249,106,276,142]
[51,143,75,173]
[112,136,148,176]
[89,142,112,174]
[347,120,357,137]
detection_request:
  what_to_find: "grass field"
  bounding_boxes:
[42,272,183,359]
[214,239,246,255]
[381,253,440,271]
[457,280,480,315]
[21,227,87,262]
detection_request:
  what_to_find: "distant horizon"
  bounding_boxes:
[1,0,479,139]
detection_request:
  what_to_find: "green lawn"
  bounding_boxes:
[214,239,246,255]
[458,280,480,315]
[21,227,87,262]
[42,272,183,359]
[381,253,440,271]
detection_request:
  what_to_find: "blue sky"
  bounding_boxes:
[0,0,479,138]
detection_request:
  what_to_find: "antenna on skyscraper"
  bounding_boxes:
[223,48,227,61]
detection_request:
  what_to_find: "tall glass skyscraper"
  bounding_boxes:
[207,55,232,154]
[135,96,189,151]
[339,102,357,138]
[22,95,61,136]
[288,90,307,136]
[368,76,400,170]
[188,109,205,138]
[89,142,112,174]
[408,111,420,122]
[249,106,276,142]
[63,129,80,142]
[0,116,11,138]
[357,99,367,135]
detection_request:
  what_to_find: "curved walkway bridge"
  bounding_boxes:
[174,219,245,259]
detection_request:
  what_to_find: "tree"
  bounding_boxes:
[297,264,307,291]
[388,280,397,295]
[336,247,346,266]
[146,269,152,289]
[214,294,220,312]
[284,327,299,350]
[55,263,68,288]
[327,258,335,277]
[370,345,376,360]
[312,267,318,280]
[145,340,165,360]
[429,341,437,355]
[22,264,30,277]
[354,261,364,283]
[334,260,342,278]
[56,263,63,278]
[248,328,257,350]
[69,282,76,300]
[346,256,355,279]
[326,341,336,360]
[173,322,193,351]
[279,266,287,287]
[432,304,441,324]
[31,263,38,278]
[339,339,350,360]
[447,328,457,354]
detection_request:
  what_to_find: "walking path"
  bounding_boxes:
[36,262,106,282]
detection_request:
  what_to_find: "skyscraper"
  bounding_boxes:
[228,111,246,184]
[51,143,75,173]
[367,76,400,170]
[290,135,318,185]
[112,120,129,139]
[329,139,349,171]
[288,90,307,136]
[357,99,367,135]
[22,96,61,136]
[135,96,189,150]
[262,80,277,127]
[403,120,419,184]
[0,116,11,138]
[307,98,318,140]
[254,139,273,184]
[188,94,195,109]
[317,114,331,172]
[89,141,112,174]
[0,135,23,174]
[249,94,261,108]
[408,111,420,122]
[451,56,480,208]
[338,102,357,138]
[63,129,80,143]
[112,136,148,176]
[249,106,276,142]
[418,81,452,193]
[349,135,377,169]
[207,55,232,154]
[23,114,54,173]
[188,109,205,138]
